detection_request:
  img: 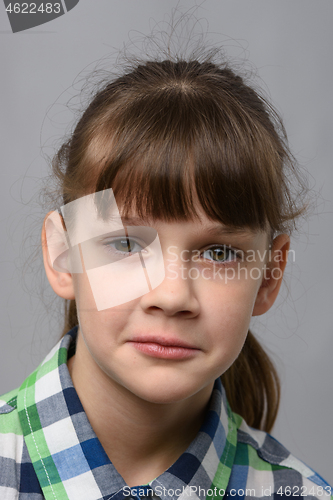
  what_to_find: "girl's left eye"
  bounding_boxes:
[201,246,239,263]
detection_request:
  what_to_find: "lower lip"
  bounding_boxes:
[130,342,199,360]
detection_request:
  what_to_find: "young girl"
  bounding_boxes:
[0,57,331,500]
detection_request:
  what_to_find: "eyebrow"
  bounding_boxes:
[120,216,152,227]
[121,216,257,238]
[204,225,257,238]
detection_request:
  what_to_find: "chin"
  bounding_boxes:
[125,377,212,405]
[138,391,191,405]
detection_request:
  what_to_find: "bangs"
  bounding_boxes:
[92,82,284,233]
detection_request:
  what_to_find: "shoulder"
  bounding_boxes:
[0,387,24,497]
[0,386,22,439]
[230,414,333,499]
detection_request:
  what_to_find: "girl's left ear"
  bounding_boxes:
[42,211,75,300]
[252,234,290,316]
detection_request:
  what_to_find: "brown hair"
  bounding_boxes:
[51,58,308,433]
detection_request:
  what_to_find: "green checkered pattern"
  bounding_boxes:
[0,327,332,500]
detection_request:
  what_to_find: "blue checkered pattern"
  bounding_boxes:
[0,327,332,500]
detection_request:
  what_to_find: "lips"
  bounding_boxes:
[128,335,200,360]
[129,335,198,349]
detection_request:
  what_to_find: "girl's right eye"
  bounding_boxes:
[103,237,145,255]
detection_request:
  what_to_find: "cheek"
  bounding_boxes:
[72,271,137,335]
[200,277,260,342]
[199,280,259,376]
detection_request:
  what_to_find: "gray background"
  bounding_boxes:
[1,0,332,485]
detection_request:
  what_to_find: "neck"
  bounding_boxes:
[67,334,213,487]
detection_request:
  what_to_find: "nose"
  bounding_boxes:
[139,258,201,318]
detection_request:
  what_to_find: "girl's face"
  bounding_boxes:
[69,207,273,405]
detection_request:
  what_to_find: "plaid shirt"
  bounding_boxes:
[0,327,332,500]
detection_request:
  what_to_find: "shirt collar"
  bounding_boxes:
[17,327,238,500]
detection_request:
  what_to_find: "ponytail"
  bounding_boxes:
[221,330,280,433]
